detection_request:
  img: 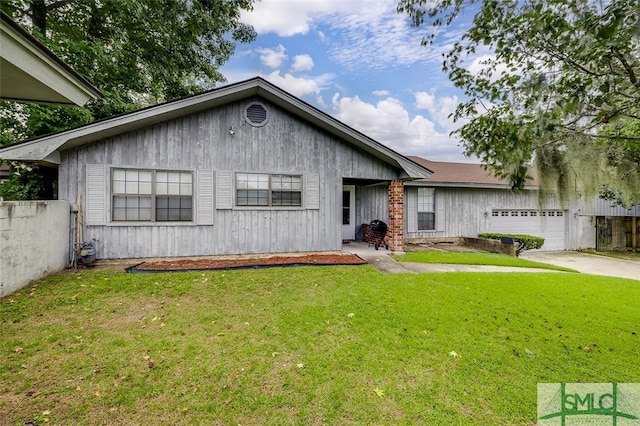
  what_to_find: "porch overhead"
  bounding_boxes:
[0,11,102,106]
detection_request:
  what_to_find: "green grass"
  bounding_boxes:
[394,250,576,272]
[1,267,638,425]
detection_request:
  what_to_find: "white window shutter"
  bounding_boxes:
[85,164,106,225]
[216,170,233,209]
[406,187,417,233]
[196,170,214,224]
[306,174,320,210]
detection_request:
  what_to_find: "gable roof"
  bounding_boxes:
[0,11,102,105]
[0,77,431,179]
[407,156,538,189]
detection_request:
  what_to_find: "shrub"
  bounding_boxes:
[478,233,545,254]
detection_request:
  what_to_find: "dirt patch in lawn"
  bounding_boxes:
[125,253,367,273]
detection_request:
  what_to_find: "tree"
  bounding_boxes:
[398,0,640,206]
[0,0,256,199]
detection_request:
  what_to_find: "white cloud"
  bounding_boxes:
[239,0,456,71]
[256,45,287,69]
[240,1,331,36]
[331,93,467,161]
[415,90,461,133]
[320,4,466,71]
[373,90,390,97]
[291,54,314,72]
[415,91,435,111]
[466,53,516,82]
[265,70,336,98]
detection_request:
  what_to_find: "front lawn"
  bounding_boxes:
[1,267,638,424]
[395,250,576,272]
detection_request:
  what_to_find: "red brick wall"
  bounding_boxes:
[387,179,404,253]
[362,223,372,243]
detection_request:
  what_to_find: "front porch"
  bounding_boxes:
[341,178,405,253]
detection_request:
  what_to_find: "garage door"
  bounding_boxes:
[489,210,566,251]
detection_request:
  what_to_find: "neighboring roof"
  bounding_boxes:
[0,77,431,179]
[0,11,102,105]
[407,156,538,189]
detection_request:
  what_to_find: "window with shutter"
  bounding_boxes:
[235,173,302,207]
[86,164,106,225]
[110,167,193,222]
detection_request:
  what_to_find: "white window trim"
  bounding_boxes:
[109,166,194,224]
[234,172,304,209]
[417,187,436,231]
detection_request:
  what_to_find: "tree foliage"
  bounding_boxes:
[398,0,640,206]
[0,0,256,199]
[0,162,57,200]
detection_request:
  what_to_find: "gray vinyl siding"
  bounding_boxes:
[60,97,399,259]
[355,184,388,230]
[404,186,640,251]
[405,186,563,239]
[591,199,640,216]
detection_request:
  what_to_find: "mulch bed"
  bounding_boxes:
[125,253,367,273]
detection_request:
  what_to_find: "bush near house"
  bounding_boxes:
[479,233,545,255]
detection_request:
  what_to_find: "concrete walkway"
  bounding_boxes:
[343,242,412,273]
[345,242,640,281]
[521,251,640,282]
[343,242,560,274]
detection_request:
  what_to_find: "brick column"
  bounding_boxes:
[387,179,404,253]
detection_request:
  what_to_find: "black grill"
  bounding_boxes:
[368,219,388,250]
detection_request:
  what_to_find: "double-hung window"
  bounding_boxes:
[236,173,302,207]
[417,187,435,230]
[112,168,193,222]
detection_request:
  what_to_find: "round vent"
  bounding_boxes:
[244,102,269,127]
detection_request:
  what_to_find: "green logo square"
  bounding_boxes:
[538,383,640,425]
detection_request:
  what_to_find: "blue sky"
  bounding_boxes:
[220,0,483,163]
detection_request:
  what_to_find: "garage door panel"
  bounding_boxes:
[490,210,566,250]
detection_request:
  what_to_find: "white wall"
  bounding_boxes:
[0,201,69,298]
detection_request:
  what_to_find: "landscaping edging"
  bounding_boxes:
[124,254,367,273]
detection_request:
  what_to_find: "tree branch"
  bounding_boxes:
[610,50,640,89]
[46,0,76,12]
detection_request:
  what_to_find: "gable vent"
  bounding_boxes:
[244,102,269,127]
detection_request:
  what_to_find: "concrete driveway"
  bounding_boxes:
[520,251,640,282]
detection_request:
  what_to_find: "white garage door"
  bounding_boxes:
[489,210,566,251]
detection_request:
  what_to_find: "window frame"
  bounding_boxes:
[417,187,436,231]
[235,172,303,208]
[111,167,194,223]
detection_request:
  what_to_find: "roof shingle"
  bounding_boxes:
[408,156,538,188]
